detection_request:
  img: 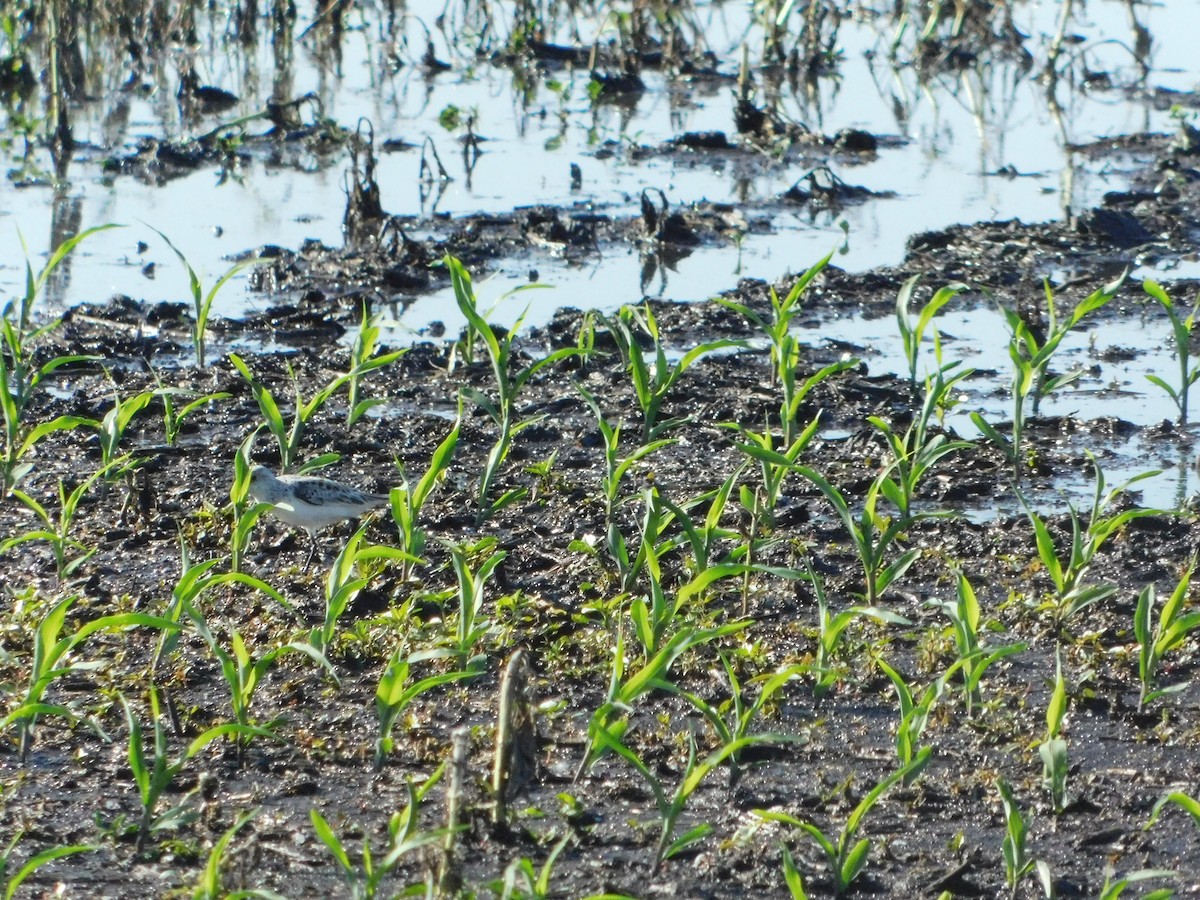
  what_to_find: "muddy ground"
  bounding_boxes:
[4,129,1200,898]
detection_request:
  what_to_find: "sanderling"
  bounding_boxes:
[248,466,389,569]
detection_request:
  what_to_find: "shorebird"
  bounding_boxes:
[248,466,389,569]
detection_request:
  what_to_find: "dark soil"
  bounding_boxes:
[5,132,1200,899]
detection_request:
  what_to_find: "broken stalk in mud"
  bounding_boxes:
[1142,279,1200,424]
[756,748,932,898]
[438,727,471,896]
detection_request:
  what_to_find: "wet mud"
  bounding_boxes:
[4,124,1200,899]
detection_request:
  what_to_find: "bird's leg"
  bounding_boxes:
[304,530,319,572]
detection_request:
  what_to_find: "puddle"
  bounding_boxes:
[4,0,1200,333]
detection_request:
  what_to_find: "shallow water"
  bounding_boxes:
[3,0,1198,326]
[4,0,1200,516]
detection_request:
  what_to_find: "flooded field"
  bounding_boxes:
[4,1,1200,897]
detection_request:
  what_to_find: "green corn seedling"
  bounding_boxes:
[794,463,927,605]
[0,327,95,493]
[150,374,230,446]
[346,300,407,426]
[807,560,909,698]
[780,842,809,899]
[895,276,967,393]
[310,775,446,900]
[673,654,805,783]
[187,810,265,900]
[971,273,1124,476]
[577,624,747,779]
[374,652,474,770]
[867,363,973,522]
[0,835,95,900]
[446,254,576,522]
[495,831,573,900]
[2,594,181,762]
[996,779,1050,900]
[1039,650,1069,814]
[149,226,261,368]
[2,459,125,580]
[1097,866,1176,900]
[730,412,822,531]
[1134,558,1200,710]
[229,430,274,574]
[230,353,351,473]
[715,250,831,392]
[1020,453,1160,631]
[876,660,948,776]
[0,226,117,491]
[589,719,763,866]
[186,600,335,764]
[390,421,459,581]
[121,689,271,850]
[604,302,744,442]
[756,749,931,897]
[1143,278,1200,423]
[1146,790,1200,832]
[90,380,155,478]
[442,539,505,670]
[928,571,1025,716]
[577,382,675,531]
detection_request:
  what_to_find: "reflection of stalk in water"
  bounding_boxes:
[1175,445,1190,513]
[46,0,74,179]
